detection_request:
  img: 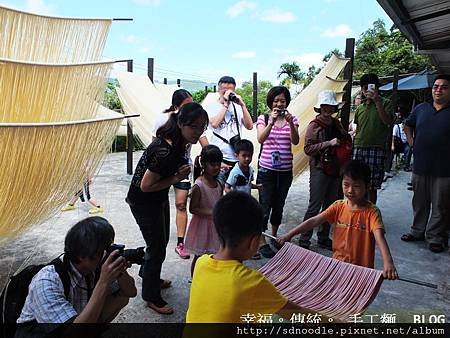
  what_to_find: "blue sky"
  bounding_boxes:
[3,0,393,85]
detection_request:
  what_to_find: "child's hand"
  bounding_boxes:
[383,261,398,280]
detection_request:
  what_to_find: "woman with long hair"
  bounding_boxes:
[126,102,208,315]
[152,89,194,259]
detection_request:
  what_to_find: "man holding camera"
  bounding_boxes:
[352,73,393,204]
[16,217,136,335]
[207,76,253,184]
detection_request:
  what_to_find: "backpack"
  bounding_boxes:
[0,258,70,338]
[312,118,352,177]
[257,114,270,168]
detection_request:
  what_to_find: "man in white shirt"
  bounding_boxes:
[206,76,253,184]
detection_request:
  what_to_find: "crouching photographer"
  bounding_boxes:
[15,216,137,337]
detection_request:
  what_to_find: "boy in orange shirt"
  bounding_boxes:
[278,160,398,279]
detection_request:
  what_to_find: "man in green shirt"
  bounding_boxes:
[353,74,393,204]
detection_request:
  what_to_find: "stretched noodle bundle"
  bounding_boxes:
[0,5,111,62]
[260,243,383,321]
[0,59,113,122]
[288,54,350,178]
[0,108,123,237]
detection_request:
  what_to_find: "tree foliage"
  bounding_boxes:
[354,19,433,78]
[277,62,305,87]
[236,80,273,119]
[192,88,213,104]
[104,79,122,110]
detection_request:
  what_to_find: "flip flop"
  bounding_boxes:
[147,302,174,315]
[160,279,172,289]
[400,233,423,242]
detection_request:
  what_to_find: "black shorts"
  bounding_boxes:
[173,181,191,190]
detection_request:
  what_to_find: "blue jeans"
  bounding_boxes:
[256,167,293,230]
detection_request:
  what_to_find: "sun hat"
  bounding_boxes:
[313,90,343,113]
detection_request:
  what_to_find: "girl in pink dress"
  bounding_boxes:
[184,145,223,277]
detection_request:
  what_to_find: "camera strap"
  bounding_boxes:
[213,131,230,144]
[232,103,241,138]
[212,102,241,143]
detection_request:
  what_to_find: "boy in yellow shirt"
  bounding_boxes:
[278,160,398,279]
[186,191,308,323]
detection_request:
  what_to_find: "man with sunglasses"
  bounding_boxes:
[401,74,450,254]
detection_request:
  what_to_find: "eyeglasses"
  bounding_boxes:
[432,85,449,91]
[186,124,207,132]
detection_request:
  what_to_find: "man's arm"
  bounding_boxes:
[74,252,128,323]
[403,124,414,147]
[209,104,228,129]
[239,101,253,130]
[199,135,209,147]
[367,89,392,125]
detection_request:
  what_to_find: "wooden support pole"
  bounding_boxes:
[253,72,258,120]
[126,60,134,175]
[205,85,208,95]
[147,58,154,83]
[163,78,167,84]
[341,38,355,131]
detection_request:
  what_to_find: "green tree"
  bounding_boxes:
[323,48,343,62]
[354,19,432,78]
[192,88,213,103]
[104,79,122,110]
[236,80,273,119]
[277,62,305,87]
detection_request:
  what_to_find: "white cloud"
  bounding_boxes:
[321,24,353,38]
[120,34,141,44]
[256,8,297,23]
[288,52,324,69]
[139,46,151,53]
[132,0,161,6]
[25,0,56,15]
[232,51,256,59]
[227,1,257,18]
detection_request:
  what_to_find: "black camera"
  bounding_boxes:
[277,109,286,117]
[108,243,145,265]
[228,92,239,103]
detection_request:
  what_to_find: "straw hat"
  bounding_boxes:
[313,90,343,113]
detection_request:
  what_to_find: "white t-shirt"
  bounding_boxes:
[393,124,407,143]
[206,101,244,162]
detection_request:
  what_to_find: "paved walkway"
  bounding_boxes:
[0,151,448,323]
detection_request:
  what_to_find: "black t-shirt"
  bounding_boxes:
[126,138,187,205]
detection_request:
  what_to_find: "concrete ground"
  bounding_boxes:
[0,151,448,323]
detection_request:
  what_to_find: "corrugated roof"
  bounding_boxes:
[377,0,450,74]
